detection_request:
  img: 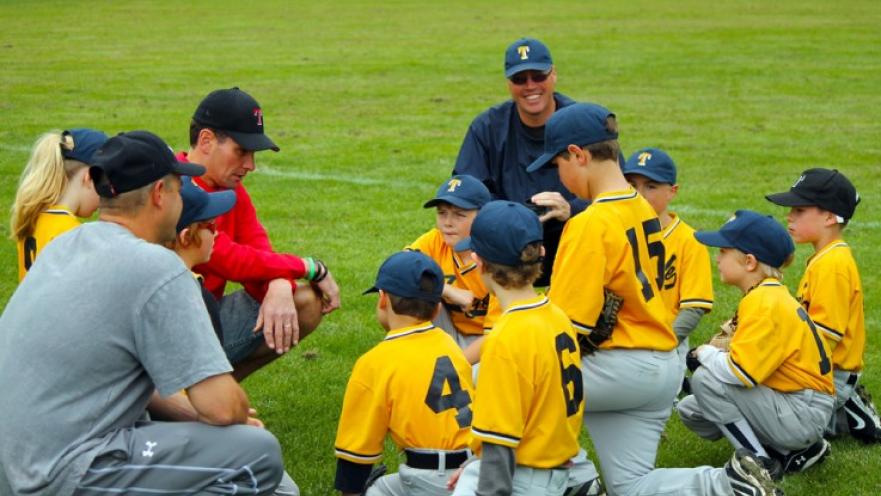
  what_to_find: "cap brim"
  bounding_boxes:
[505,62,552,78]
[526,152,555,173]
[227,131,280,152]
[621,168,670,184]
[423,196,481,210]
[454,237,473,253]
[694,231,734,249]
[362,286,380,295]
[765,191,814,207]
[171,161,206,177]
[195,189,237,224]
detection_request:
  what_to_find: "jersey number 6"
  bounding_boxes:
[556,332,584,417]
[425,356,473,428]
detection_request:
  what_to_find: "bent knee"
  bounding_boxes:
[294,284,323,334]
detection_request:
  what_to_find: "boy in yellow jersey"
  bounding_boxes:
[528,103,776,496]
[621,148,714,390]
[766,168,881,443]
[678,210,835,486]
[407,175,499,363]
[334,251,475,496]
[449,200,587,496]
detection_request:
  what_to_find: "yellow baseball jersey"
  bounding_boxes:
[660,214,714,316]
[549,188,677,351]
[728,279,833,394]
[17,206,81,281]
[796,240,865,372]
[407,228,501,334]
[334,322,474,464]
[470,296,583,468]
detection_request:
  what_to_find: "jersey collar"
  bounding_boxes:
[504,295,549,315]
[593,187,638,204]
[806,239,848,268]
[384,321,436,341]
[45,205,75,216]
[758,277,782,288]
[662,213,681,239]
[452,251,478,275]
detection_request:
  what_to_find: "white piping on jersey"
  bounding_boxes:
[383,323,435,341]
[662,215,681,240]
[504,296,549,315]
[728,355,758,388]
[44,208,75,216]
[594,190,638,203]
[806,241,848,268]
[471,426,521,446]
[453,252,478,275]
[335,447,383,463]
[815,321,844,341]
[571,320,594,334]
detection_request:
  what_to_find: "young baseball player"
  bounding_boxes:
[677,210,835,482]
[766,168,881,443]
[334,250,475,496]
[11,128,107,280]
[407,174,499,363]
[168,176,238,343]
[449,200,585,496]
[622,148,714,388]
[527,103,778,496]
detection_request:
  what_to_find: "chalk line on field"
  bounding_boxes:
[256,166,434,189]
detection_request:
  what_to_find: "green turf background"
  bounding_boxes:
[1,1,879,494]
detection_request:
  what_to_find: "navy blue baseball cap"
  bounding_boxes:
[60,129,109,165]
[765,168,860,222]
[193,87,279,152]
[622,148,677,184]
[176,176,237,233]
[695,210,795,268]
[364,251,444,303]
[455,201,543,266]
[90,131,206,198]
[526,103,618,172]
[505,38,553,78]
[423,175,491,210]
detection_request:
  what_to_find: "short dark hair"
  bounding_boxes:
[557,115,620,162]
[188,119,230,147]
[386,273,439,320]
[481,242,543,289]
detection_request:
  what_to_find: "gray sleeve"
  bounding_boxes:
[477,442,515,496]
[673,307,706,342]
[135,271,232,397]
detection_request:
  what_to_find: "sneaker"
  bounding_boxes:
[780,439,830,473]
[565,477,606,496]
[758,456,783,482]
[849,384,881,443]
[725,449,781,496]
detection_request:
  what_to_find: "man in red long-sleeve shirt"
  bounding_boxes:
[180,87,341,380]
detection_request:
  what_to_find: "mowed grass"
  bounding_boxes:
[1,1,880,494]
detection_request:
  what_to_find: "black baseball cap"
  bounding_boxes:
[363,251,444,303]
[193,87,279,152]
[765,168,860,222]
[90,131,205,198]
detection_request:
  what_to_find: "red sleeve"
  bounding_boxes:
[194,184,306,300]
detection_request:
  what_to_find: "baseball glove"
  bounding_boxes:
[578,289,624,355]
[708,313,738,351]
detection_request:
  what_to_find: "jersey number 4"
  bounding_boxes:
[626,219,665,302]
[425,356,473,428]
[556,333,584,417]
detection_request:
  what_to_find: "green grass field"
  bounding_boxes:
[2,1,880,494]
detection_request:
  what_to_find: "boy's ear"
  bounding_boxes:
[566,144,590,164]
[377,290,389,310]
[821,210,839,227]
[176,228,191,247]
[743,253,759,271]
[470,251,484,270]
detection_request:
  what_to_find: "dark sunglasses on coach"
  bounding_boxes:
[509,70,552,85]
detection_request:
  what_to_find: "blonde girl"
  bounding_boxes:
[11,128,107,280]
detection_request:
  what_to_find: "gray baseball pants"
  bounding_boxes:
[576,348,733,496]
[451,460,569,496]
[677,367,834,451]
[74,421,297,495]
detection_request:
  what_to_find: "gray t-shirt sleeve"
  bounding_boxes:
[673,307,706,342]
[135,271,232,397]
[477,442,515,496]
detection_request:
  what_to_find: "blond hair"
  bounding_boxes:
[10,131,88,241]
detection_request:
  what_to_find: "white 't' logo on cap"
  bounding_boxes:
[517,46,530,60]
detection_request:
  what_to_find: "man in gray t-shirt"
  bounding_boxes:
[0,131,290,496]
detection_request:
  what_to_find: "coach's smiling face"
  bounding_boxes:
[198,130,256,190]
[507,68,557,127]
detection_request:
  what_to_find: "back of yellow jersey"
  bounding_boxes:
[549,189,676,351]
[660,215,714,316]
[335,323,474,464]
[407,229,501,335]
[728,279,833,394]
[17,207,81,281]
[796,241,864,372]
[470,296,583,468]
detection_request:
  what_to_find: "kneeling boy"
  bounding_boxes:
[334,251,475,495]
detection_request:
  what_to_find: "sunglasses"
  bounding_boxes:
[509,70,551,85]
